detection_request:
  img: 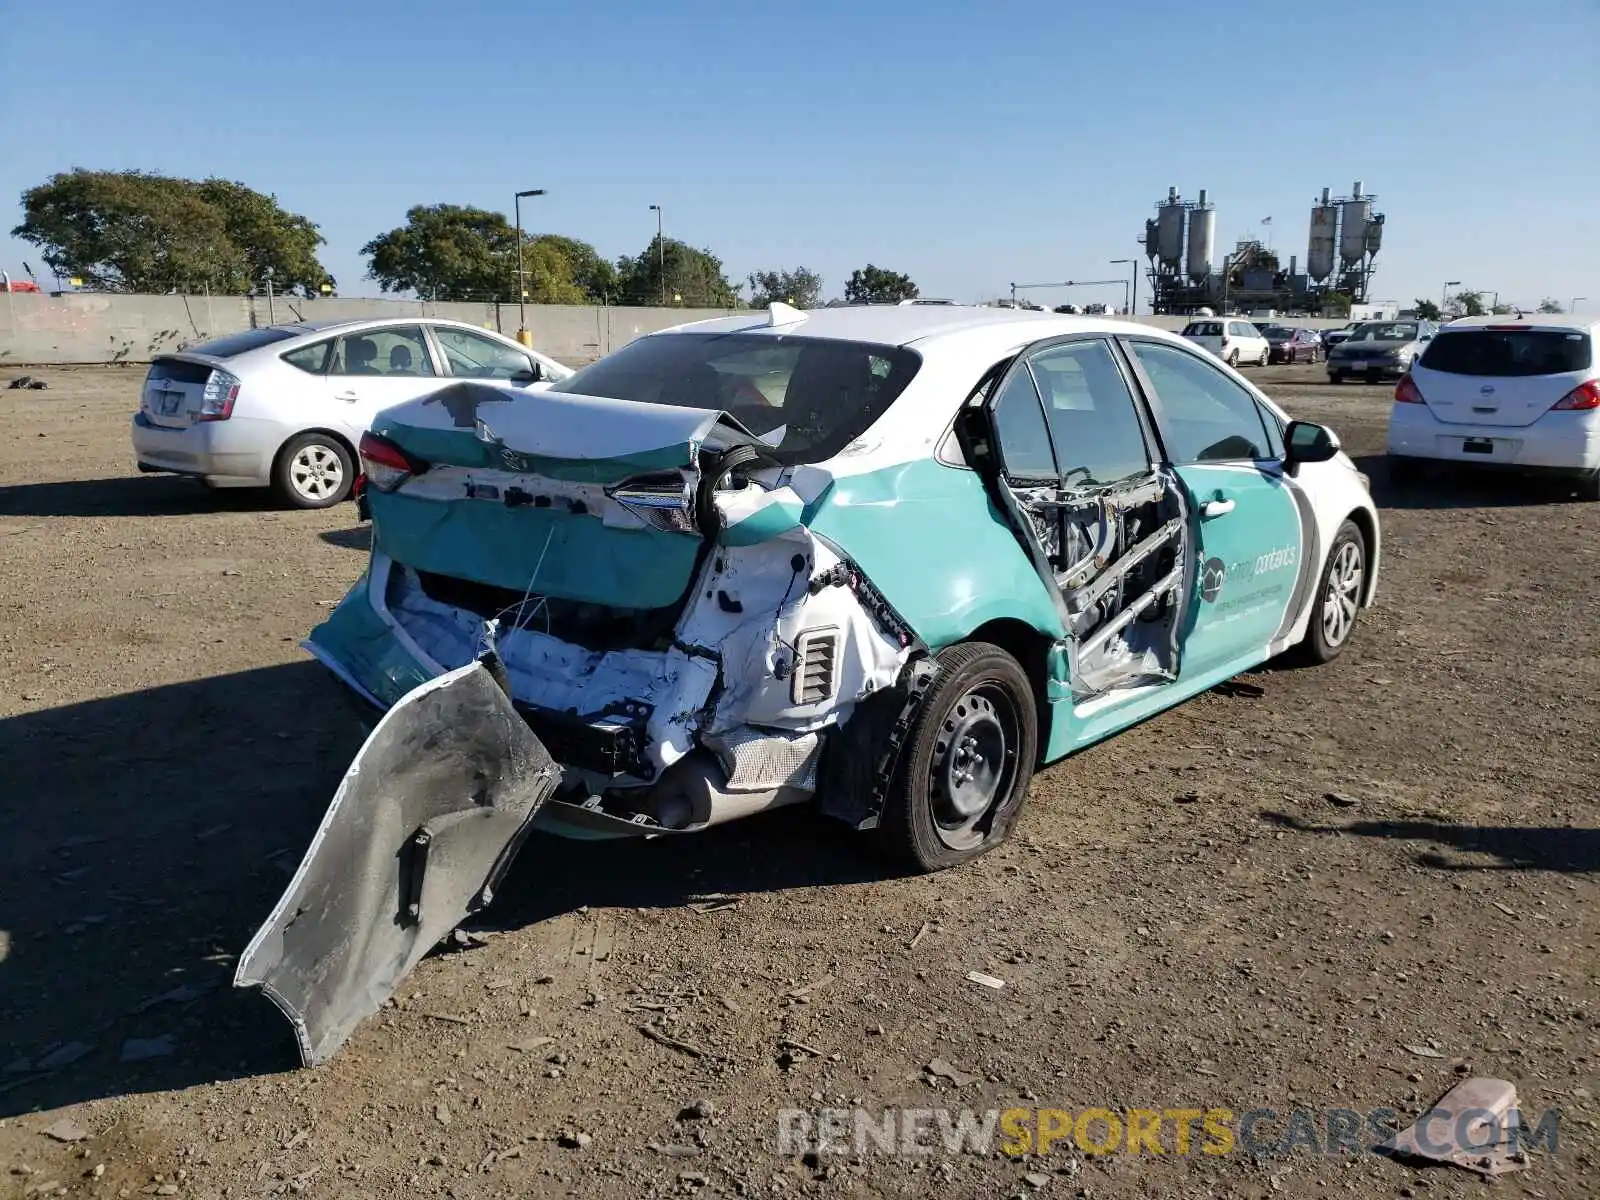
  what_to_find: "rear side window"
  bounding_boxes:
[1183,321,1222,337]
[1420,329,1593,377]
[282,340,332,374]
[1027,340,1150,485]
[188,327,300,358]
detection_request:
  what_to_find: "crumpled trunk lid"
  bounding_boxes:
[235,660,558,1066]
[366,383,757,609]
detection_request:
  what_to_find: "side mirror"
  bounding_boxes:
[509,365,539,386]
[1284,420,1340,470]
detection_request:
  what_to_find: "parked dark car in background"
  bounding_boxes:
[1258,325,1322,364]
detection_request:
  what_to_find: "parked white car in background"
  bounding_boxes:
[131,319,572,508]
[1181,318,1271,368]
[1386,314,1600,499]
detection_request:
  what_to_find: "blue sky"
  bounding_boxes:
[2,0,1595,312]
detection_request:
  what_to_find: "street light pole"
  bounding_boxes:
[649,205,665,305]
[514,189,546,347]
[1442,279,1460,311]
[1573,297,1587,315]
[1110,259,1137,316]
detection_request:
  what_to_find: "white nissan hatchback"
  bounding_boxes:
[1386,314,1600,499]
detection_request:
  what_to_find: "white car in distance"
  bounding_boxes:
[1387,314,1600,499]
[1181,318,1271,368]
[132,319,572,508]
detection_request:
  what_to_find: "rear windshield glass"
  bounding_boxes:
[1258,326,1293,339]
[1183,321,1222,337]
[550,332,922,464]
[187,327,300,358]
[1420,329,1593,377]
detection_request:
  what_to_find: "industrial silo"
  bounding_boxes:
[1307,187,1337,283]
[1338,181,1372,269]
[1156,187,1185,272]
[1185,189,1216,284]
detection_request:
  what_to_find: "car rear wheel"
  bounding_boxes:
[1226,349,1240,367]
[1576,469,1600,503]
[1258,348,1270,367]
[274,433,353,509]
[878,642,1037,873]
[1292,520,1365,665]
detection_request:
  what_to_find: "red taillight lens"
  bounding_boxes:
[1394,376,1425,404]
[1551,380,1600,412]
[358,431,417,492]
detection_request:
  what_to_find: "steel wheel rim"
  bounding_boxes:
[929,685,1018,852]
[1321,541,1363,647]
[290,444,344,501]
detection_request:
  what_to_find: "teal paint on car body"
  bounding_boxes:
[804,458,1066,650]
[1171,464,1303,683]
[366,488,700,609]
[718,492,806,547]
[305,572,433,708]
[372,416,702,484]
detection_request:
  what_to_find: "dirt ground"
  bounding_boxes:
[1,363,1595,1200]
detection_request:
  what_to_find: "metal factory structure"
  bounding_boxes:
[1141,182,1385,316]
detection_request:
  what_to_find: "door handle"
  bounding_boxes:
[1201,498,1235,519]
[336,391,360,402]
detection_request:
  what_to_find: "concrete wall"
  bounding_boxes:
[0,291,735,366]
[0,291,1354,367]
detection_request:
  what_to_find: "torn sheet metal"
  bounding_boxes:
[1381,1077,1530,1176]
[235,661,558,1066]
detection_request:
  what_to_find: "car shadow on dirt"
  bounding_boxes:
[0,475,277,518]
[1260,810,1600,873]
[1351,454,1592,511]
[318,525,371,552]
[0,663,906,1115]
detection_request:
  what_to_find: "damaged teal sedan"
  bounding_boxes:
[238,304,1380,1063]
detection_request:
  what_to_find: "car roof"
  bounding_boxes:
[267,317,518,337]
[654,303,1154,349]
[1441,313,1598,333]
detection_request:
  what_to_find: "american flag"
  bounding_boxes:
[1261,216,1273,225]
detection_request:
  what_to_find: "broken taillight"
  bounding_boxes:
[1394,376,1425,404]
[1551,380,1600,411]
[358,431,418,492]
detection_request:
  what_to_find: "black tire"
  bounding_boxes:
[1226,349,1240,367]
[1328,373,1343,385]
[878,642,1037,873]
[1574,469,1600,503]
[1258,348,1270,367]
[1291,519,1366,666]
[273,433,354,509]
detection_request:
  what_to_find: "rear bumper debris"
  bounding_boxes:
[235,660,559,1066]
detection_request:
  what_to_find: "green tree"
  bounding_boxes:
[1450,289,1486,317]
[12,169,329,294]
[363,204,517,300]
[844,264,918,304]
[530,234,618,303]
[1412,298,1442,321]
[616,236,736,307]
[747,267,823,309]
[194,179,327,294]
[1537,298,1564,314]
